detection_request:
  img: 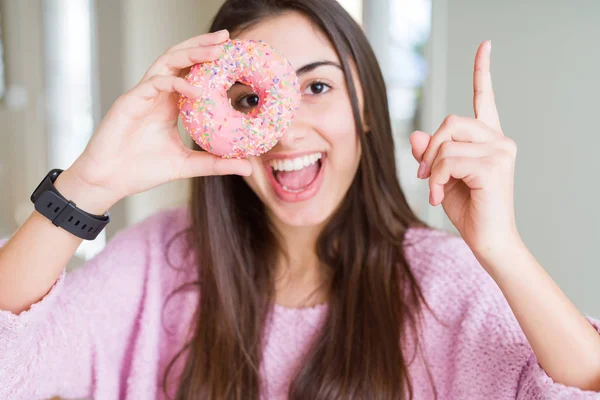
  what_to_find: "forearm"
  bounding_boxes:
[0,168,116,314]
[477,240,600,390]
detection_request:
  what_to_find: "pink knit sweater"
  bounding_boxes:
[1,207,599,400]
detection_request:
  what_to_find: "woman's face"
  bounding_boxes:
[235,12,364,228]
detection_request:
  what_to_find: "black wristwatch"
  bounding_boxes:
[30,169,110,240]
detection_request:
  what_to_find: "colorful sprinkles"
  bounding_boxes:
[178,39,301,158]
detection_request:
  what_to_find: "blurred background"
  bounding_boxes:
[0,0,599,318]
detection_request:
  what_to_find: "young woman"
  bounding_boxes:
[1,0,599,399]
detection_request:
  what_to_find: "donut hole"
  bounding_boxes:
[227,82,261,115]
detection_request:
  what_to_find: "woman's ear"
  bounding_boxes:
[362,121,370,133]
[362,110,371,133]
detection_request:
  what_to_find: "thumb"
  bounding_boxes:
[409,131,431,163]
[179,151,253,178]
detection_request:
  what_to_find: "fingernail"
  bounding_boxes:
[215,29,229,35]
[417,161,427,179]
[429,191,434,205]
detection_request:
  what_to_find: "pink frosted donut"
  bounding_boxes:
[178,39,301,158]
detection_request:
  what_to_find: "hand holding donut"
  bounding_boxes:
[409,41,521,260]
[63,30,252,213]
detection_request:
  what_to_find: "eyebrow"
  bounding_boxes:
[296,61,343,76]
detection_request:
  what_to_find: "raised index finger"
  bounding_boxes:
[473,40,502,133]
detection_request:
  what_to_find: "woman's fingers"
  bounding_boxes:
[427,140,516,205]
[166,29,229,53]
[409,130,431,163]
[119,75,203,115]
[142,45,223,81]
[473,40,502,133]
[418,114,498,177]
[178,150,253,178]
[428,156,484,206]
[429,141,492,177]
[139,30,229,81]
[132,75,203,100]
[428,141,490,206]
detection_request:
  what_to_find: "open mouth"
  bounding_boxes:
[265,152,326,202]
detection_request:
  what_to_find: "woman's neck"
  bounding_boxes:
[272,221,330,308]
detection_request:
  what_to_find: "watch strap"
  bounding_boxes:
[31,169,110,240]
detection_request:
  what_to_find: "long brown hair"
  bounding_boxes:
[164,0,431,398]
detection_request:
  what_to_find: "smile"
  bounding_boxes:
[264,151,326,202]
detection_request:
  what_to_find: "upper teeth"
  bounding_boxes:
[269,152,322,172]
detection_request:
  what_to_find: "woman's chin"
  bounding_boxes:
[268,201,332,228]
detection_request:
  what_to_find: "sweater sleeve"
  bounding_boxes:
[515,318,600,399]
[0,212,165,400]
[427,234,600,400]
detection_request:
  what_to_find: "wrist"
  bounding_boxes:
[472,233,528,277]
[53,168,121,215]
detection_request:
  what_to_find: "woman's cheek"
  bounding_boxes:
[305,93,357,140]
[314,99,361,181]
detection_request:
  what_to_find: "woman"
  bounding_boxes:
[1,0,599,399]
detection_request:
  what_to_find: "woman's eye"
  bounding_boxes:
[304,82,331,95]
[239,94,260,108]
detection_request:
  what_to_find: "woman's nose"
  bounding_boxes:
[277,119,307,148]
[277,101,313,148]
[278,127,304,148]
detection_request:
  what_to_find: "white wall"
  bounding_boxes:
[0,1,46,238]
[440,0,600,315]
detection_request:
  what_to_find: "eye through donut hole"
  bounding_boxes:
[227,82,261,114]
